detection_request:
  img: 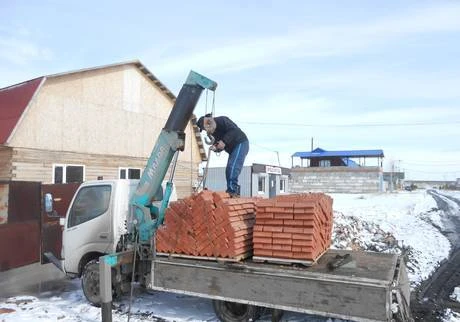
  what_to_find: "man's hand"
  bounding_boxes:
[216,140,225,151]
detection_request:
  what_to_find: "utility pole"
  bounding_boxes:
[390,160,394,192]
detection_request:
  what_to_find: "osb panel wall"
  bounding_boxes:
[8,64,202,164]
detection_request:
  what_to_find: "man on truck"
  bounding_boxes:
[196,113,249,198]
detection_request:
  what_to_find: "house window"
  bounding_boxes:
[258,176,266,193]
[68,185,111,228]
[53,164,85,183]
[319,160,331,167]
[119,167,141,179]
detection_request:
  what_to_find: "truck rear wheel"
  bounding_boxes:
[212,299,261,322]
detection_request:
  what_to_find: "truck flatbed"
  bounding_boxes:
[145,250,410,321]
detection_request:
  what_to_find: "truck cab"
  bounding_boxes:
[62,179,176,276]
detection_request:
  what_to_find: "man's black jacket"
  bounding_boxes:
[212,116,248,153]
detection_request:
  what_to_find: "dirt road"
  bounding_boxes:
[411,190,460,321]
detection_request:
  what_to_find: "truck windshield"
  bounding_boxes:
[68,185,111,228]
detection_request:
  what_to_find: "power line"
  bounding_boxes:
[240,120,460,128]
[402,161,460,166]
[404,168,460,174]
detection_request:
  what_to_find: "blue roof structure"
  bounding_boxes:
[292,147,384,159]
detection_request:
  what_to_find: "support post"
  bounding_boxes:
[100,257,112,322]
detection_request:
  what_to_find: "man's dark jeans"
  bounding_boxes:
[225,140,249,195]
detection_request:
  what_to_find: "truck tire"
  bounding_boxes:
[81,259,102,306]
[81,259,122,307]
[212,299,260,322]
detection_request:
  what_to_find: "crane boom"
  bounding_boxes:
[128,71,217,243]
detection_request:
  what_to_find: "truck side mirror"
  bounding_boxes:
[44,193,54,213]
[44,193,60,218]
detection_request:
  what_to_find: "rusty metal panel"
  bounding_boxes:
[41,183,80,262]
[0,184,8,224]
[0,77,43,144]
[8,181,41,223]
[0,220,40,271]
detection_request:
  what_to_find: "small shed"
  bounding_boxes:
[204,163,290,198]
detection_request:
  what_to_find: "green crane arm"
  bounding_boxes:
[128,71,217,243]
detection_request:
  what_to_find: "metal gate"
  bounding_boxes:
[0,181,41,271]
[40,183,80,263]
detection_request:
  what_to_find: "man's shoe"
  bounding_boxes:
[229,192,240,198]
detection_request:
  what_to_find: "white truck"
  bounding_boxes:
[48,71,412,322]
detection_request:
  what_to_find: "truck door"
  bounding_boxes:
[41,183,80,263]
[62,184,112,274]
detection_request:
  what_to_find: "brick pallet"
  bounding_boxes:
[156,190,256,260]
[253,193,333,265]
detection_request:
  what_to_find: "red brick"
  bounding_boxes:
[283,226,304,234]
[292,233,314,240]
[273,250,292,258]
[262,225,283,232]
[272,238,292,245]
[272,244,291,251]
[256,212,274,219]
[272,232,292,239]
[253,231,273,238]
[253,237,272,244]
[292,240,314,247]
[254,249,273,257]
[273,213,293,220]
[261,219,283,225]
[283,219,304,226]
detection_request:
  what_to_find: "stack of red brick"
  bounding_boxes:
[253,193,333,262]
[156,190,256,259]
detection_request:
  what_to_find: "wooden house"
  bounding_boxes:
[0,61,207,198]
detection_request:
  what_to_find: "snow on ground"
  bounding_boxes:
[0,189,457,321]
[451,287,460,302]
[330,190,451,286]
[0,280,342,322]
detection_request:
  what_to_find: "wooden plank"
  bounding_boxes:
[10,147,198,198]
[157,252,252,262]
[252,256,314,266]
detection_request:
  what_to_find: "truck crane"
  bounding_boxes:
[53,70,412,322]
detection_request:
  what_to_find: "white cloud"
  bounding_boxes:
[149,3,460,76]
[0,27,54,65]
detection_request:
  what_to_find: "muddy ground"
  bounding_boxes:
[411,190,460,321]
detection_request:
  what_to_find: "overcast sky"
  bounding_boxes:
[1,1,459,180]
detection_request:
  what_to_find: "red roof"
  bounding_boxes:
[0,77,43,144]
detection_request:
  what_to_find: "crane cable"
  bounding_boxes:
[194,90,217,192]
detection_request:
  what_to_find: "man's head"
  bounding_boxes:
[197,113,216,134]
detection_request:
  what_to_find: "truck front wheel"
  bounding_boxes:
[81,259,102,306]
[81,259,122,306]
[212,299,261,322]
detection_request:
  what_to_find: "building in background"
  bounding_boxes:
[290,147,385,193]
[204,163,290,198]
[0,61,206,198]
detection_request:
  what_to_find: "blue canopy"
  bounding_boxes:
[292,147,384,159]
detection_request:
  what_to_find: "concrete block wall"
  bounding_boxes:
[290,166,383,193]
